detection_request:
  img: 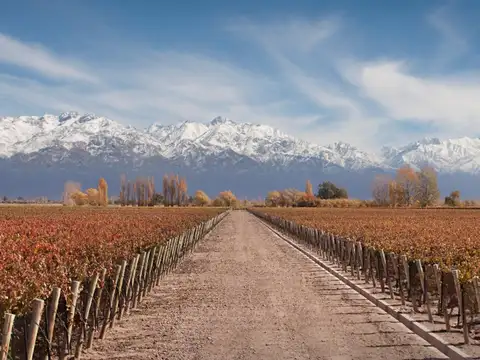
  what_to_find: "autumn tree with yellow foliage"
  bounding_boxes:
[98,177,108,206]
[265,191,281,207]
[215,190,237,207]
[194,190,210,206]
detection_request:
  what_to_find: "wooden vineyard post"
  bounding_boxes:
[132,252,146,309]
[75,272,99,358]
[416,260,433,322]
[153,245,164,288]
[316,230,321,256]
[1,313,15,360]
[473,277,480,315]
[166,239,174,274]
[365,248,371,284]
[331,234,335,263]
[442,274,451,332]
[157,246,167,285]
[433,264,443,314]
[67,281,81,350]
[350,243,355,277]
[356,242,362,280]
[370,248,376,288]
[329,235,334,263]
[164,240,172,275]
[324,233,330,261]
[44,287,61,360]
[125,255,139,315]
[26,298,44,360]
[138,250,151,303]
[86,268,106,349]
[401,255,410,302]
[99,264,121,339]
[335,237,341,265]
[110,261,127,328]
[379,250,390,296]
[323,233,328,260]
[391,254,405,305]
[341,239,347,272]
[452,270,469,344]
[118,257,136,321]
[143,248,155,297]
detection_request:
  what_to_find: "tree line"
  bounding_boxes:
[265,180,349,207]
[263,165,472,208]
[63,178,108,206]
[372,165,441,207]
[63,173,241,208]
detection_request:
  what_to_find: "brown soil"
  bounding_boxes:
[84,211,447,360]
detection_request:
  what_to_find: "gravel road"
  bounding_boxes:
[84,211,448,360]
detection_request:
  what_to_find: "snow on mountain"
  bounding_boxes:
[2,112,480,174]
[381,137,480,173]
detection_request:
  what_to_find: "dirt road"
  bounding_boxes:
[85,211,447,360]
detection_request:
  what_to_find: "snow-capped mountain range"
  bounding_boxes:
[2,111,480,173]
[0,112,479,199]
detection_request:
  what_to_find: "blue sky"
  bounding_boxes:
[0,0,479,151]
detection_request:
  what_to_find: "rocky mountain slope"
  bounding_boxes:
[0,112,479,199]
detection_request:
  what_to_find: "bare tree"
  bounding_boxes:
[371,174,391,206]
[415,166,440,207]
[63,181,81,206]
[396,165,419,206]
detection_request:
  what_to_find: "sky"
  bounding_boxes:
[0,0,479,151]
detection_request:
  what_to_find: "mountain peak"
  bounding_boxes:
[210,116,233,126]
[2,111,480,175]
[59,111,80,122]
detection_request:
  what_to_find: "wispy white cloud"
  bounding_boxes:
[346,60,480,133]
[227,17,387,149]
[0,33,97,82]
[0,6,478,152]
[427,4,469,67]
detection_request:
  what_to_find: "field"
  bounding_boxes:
[255,207,480,283]
[0,206,224,316]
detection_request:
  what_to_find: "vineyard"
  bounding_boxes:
[0,206,226,359]
[250,207,480,347]
[255,207,480,281]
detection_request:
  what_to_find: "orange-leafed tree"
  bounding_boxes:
[178,177,188,206]
[120,174,127,206]
[218,190,237,207]
[388,180,403,207]
[194,190,210,206]
[396,165,419,206]
[162,175,169,206]
[266,191,281,207]
[126,180,132,205]
[86,188,99,206]
[415,166,440,207]
[147,176,155,206]
[169,174,177,206]
[98,177,108,206]
[305,180,314,198]
[71,190,88,205]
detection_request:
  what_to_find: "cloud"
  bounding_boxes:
[0,40,286,129]
[227,17,387,149]
[0,6,478,152]
[346,60,480,134]
[228,17,339,53]
[0,33,97,82]
[427,5,469,67]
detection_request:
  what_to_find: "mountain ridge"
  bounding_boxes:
[0,112,479,199]
[2,111,480,173]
